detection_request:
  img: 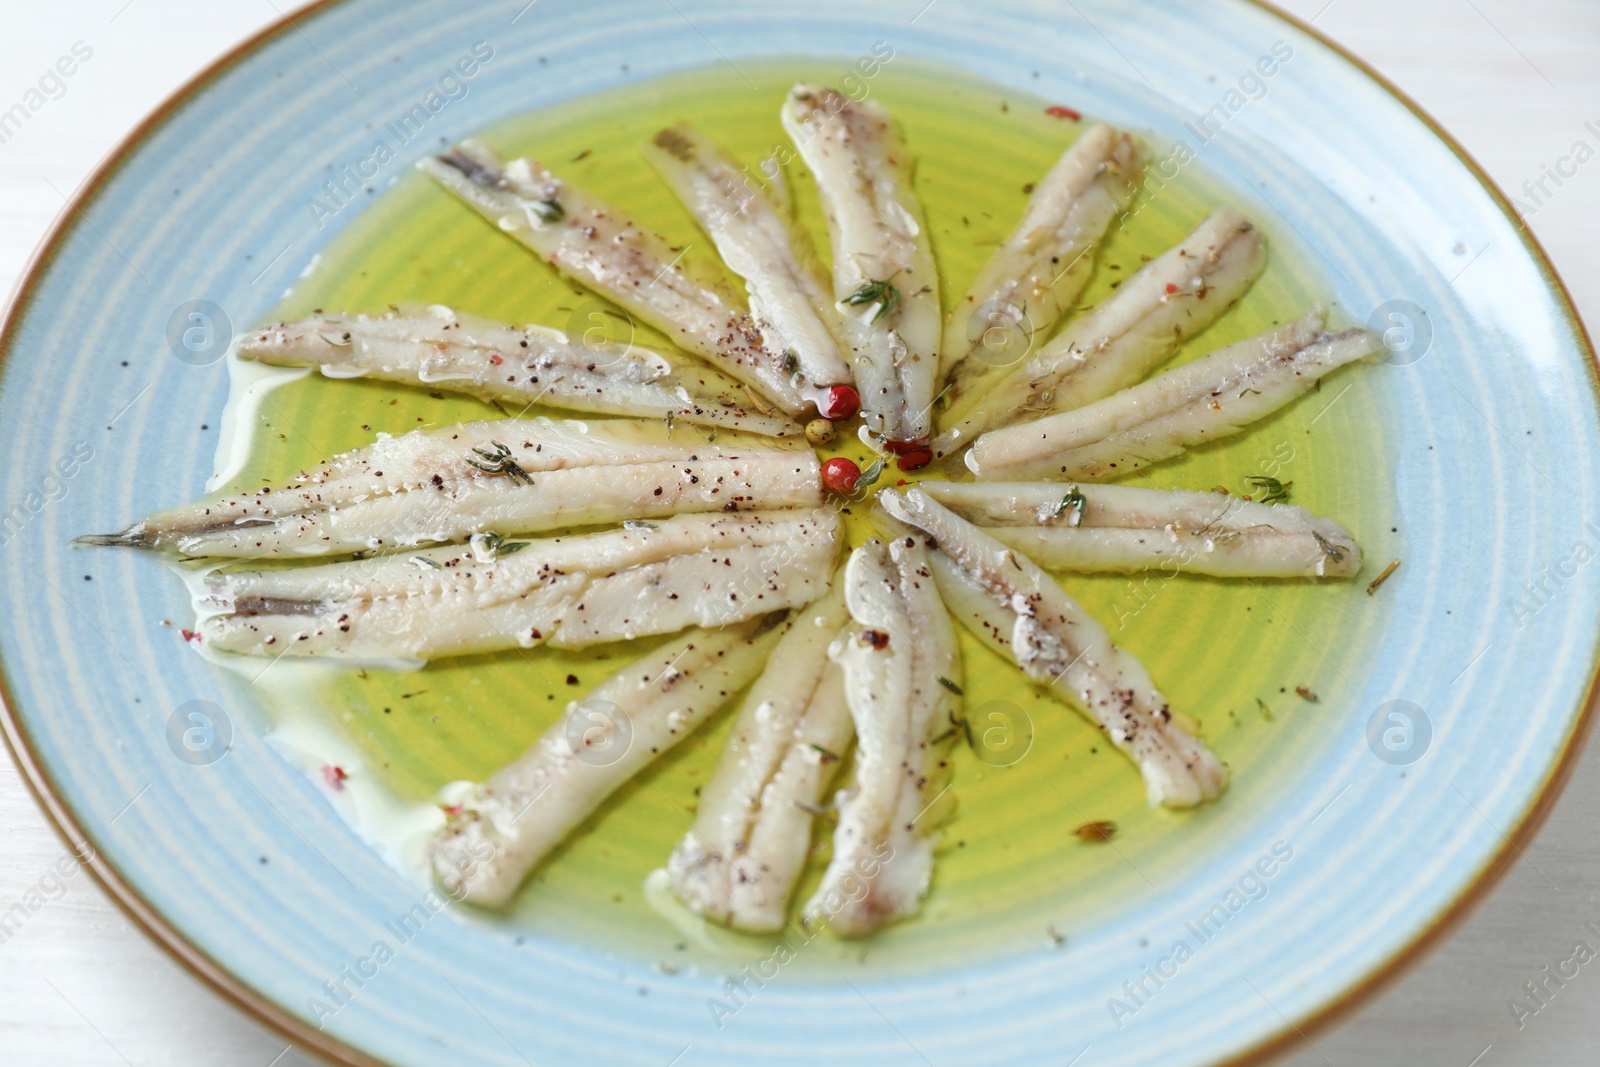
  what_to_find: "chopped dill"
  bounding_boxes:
[530,198,564,224]
[952,712,975,749]
[467,441,533,485]
[477,532,530,557]
[1312,530,1346,563]
[841,278,901,323]
[936,675,964,695]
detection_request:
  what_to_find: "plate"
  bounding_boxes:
[1,2,1595,1065]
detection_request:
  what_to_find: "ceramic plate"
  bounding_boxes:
[2,2,1595,1065]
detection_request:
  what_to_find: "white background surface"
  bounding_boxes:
[1,2,1597,1064]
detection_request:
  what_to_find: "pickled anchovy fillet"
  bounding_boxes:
[783,85,941,448]
[645,123,851,410]
[800,536,960,936]
[878,487,1225,808]
[235,305,798,437]
[966,310,1380,482]
[80,417,820,558]
[432,617,786,907]
[198,509,841,661]
[937,209,1265,458]
[424,141,807,416]
[667,570,853,932]
[940,125,1139,404]
[918,481,1361,578]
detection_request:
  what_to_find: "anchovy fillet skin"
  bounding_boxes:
[423,141,806,416]
[667,569,853,932]
[936,209,1266,458]
[967,310,1381,482]
[878,487,1225,808]
[918,481,1361,579]
[79,417,820,559]
[940,125,1140,401]
[801,537,960,936]
[432,617,786,908]
[198,509,841,660]
[644,124,852,407]
[234,305,798,438]
[782,85,941,448]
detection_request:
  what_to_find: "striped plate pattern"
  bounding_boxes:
[0,2,1594,1065]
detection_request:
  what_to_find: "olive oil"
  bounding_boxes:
[220,59,1401,973]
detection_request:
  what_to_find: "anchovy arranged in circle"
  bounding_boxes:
[966,309,1380,481]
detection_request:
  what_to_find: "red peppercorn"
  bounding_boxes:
[895,447,933,471]
[1045,105,1082,120]
[1165,283,1179,294]
[821,384,860,421]
[820,457,862,495]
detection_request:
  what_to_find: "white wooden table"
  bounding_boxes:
[2,2,1596,1064]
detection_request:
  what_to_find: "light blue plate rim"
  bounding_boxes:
[0,2,1596,1066]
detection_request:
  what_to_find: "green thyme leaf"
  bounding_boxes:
[1244,475,1292,505]
[467,441,533,485]
[1054,486,1088,527]
[842,279,901,323]
[855,455,887,493]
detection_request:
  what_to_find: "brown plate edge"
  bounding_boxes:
[0,2,1594,1066]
